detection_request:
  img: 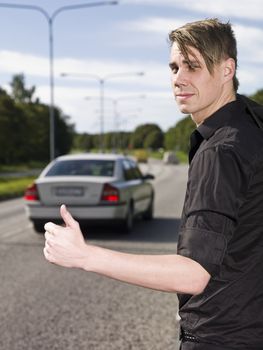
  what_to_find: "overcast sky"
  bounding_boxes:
[0,0,263,133]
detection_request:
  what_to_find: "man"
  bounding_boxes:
[44,19,263,349]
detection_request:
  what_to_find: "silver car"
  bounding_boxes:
[24,153,155,233]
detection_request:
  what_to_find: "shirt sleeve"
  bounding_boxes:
[177,145,252,276]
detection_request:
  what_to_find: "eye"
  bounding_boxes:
[187,62,201,71]
[169,63,178,74]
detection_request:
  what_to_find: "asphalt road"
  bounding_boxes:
[0,162,188,350]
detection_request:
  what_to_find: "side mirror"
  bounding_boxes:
[142,173,155,180]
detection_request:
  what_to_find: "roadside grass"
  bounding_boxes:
[0,176,36,201]
[0,162,46,174]
[175,151,188,163]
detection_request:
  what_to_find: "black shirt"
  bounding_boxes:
[177,96,263,349]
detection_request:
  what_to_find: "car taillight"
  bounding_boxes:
[24,183,39,201]
[101,183,119,202]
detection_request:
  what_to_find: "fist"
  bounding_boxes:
[43,204,88,269]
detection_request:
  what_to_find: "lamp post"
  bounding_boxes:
[61,71,145,151]
[111,95,145,150]
[0,1,118,160]
[85,94,145,150]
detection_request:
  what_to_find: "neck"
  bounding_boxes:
[192,90,236,126]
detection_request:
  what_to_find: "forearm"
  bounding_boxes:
[44,206,210,295]
[82,244,210,295]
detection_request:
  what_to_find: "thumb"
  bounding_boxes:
[60,204,78,228]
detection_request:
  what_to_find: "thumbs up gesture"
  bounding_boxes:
[44,205,88,269]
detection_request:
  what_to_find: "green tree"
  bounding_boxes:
[118,131,131,150]
[21,103,50,161]
[165,125,177,150]
[0,87,8,97]
[73,133,94,151]
[249,89,263,105]
[104,132,115,150]
[0,93,28,163]
[10,73,36,103]
[131,124,163,149]
[0,86,74,163]
[144,129,164,150]
[54,108,75,157]
[165,116,195,153]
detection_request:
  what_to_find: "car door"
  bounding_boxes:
[120,159,142,215]
[130,160,153,213]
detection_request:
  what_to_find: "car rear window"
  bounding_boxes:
[45,160,115,177]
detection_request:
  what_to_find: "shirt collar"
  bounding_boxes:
[197,98,244,140]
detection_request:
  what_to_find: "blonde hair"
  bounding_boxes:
[169,18,239,91]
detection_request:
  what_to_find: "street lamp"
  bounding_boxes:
[61,71,145,151]
[110,95,145,150]
[0,1,118,160]
[85,94,146,150]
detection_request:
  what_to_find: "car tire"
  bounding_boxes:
[142,195,154,221]
[123,202,134,232]
[32,220,45,233]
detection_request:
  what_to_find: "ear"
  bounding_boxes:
[223,57,235,83]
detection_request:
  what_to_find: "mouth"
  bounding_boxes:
[176,93,194,100]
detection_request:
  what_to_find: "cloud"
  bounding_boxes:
[127,17,186,34]
[0,49,171,91]
[125,17,263,64]
[122,0,263,20]
[234,24,263,63]
[176,0,263,21]
[0,50,144,79]
[0,51,49,76]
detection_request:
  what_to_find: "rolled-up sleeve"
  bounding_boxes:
[178,145,252,276]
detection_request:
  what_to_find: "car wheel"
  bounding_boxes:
[123,202,134,232]
[32,220,45,233]
[142,196,154,221]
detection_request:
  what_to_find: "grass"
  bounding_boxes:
[0,162,46,174]
[147,150,164,160]
[175,151,188,164]
[0,176,36,201]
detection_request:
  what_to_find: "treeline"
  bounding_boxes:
[1,73,262,165]
[74,124,164,151]
[75,120,193,154]
[0,74,74,165]
[74,131,132,151]
[75,119,193,154]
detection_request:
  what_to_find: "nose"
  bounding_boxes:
[172,68,188,87]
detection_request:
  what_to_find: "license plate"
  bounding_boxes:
[54,186,84,197]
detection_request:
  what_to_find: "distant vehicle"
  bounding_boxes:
[24,153,155,233]
[163,151,179,165]
[133,149,148,163]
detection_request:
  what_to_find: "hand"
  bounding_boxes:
[43,204,88,269]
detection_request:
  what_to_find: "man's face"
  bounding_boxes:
[170,42,229,124]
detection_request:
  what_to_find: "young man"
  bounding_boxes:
[44,19,263,349]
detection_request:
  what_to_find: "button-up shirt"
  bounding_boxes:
[177,96,263,349]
